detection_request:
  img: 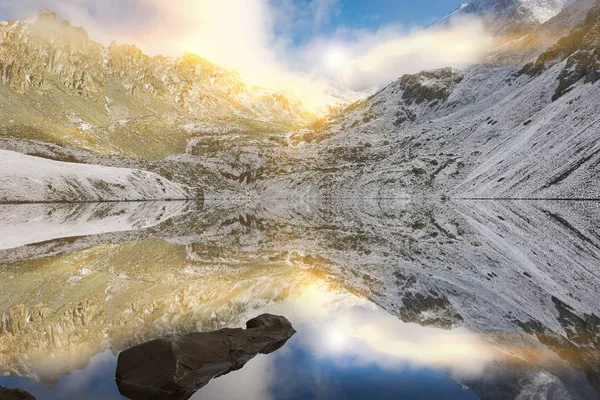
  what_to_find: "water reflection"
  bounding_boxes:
[0,199,599,399]
[116,314,297,400]
[0,201,195,251]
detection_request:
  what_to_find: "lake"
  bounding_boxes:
[0,199,598,400]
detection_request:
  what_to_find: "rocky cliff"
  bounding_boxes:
[0,9,316,159]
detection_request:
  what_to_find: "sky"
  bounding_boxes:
[0,0,492,105]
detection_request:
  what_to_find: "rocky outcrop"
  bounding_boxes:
[0,386,35,400]
[522,0,600,99]
[115,314,295,400]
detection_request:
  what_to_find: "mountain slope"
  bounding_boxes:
[0,9,316,159]
[522,0,600,98]
[451,0,570,36]
[0,150,193,202]
[250,0,600,200]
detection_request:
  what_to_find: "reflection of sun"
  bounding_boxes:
[326,328,347,350]
[324,49,347,71]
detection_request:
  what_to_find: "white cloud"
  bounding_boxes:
[310,0,341,29]
[1,1,493,103]
[296,16,495,90]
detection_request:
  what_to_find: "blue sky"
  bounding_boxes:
[0,0,460,29]
[310,0,461,36]
[0,0,491,94]
[273,0,464,46]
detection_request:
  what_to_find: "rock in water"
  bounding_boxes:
[115,314,296,400]
[0,386,35,400]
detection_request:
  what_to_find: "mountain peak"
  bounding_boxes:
[464,0,569,22]
[443,0,570,36]
[36,8,57,20]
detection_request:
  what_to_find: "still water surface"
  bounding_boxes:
[0,199,598,399]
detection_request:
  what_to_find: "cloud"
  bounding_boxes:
[296,16,495,90]
[310,0,341,29]
[0,1,493,103]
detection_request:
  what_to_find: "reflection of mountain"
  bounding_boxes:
[0,200,599,398]
[254,198,600,395]
[0,238,323,385]
[0,201,194,250]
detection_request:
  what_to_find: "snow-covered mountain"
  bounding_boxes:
[0,1,598,202]
[446,0,571,35]
[243,0,600,200]
[0,150,193,202]
[0,201,192,250]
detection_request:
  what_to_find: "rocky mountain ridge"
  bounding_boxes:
[449,0,571,36]
[0,9,318,159]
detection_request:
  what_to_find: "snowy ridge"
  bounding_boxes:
[463,0,569,23]
[250,2,600,200]
[0,150,193,202]
[452,0,570,35]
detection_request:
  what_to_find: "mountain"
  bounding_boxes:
[447,0,571,36]
[0,149,195,203]
[248,0,600,200]
[0,9,317,159]
[486,0,598,64]
[438,0,596,65]
[1,1,599,201]
[522,0,600,98]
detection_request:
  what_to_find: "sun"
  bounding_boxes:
[324,48,348,71]
[325,328,348,350]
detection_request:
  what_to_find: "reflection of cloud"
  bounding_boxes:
[235,281,497,378]
[290,305,495,378]
[192,354,275,400]
[58,351,117,395]
[342,307,494,376]
[195,287,498,399]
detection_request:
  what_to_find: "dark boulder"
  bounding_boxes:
[115,314,295,400]
[0,386,35,400]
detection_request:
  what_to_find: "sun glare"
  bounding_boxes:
[324,49,348,71]
[325,328,348,350]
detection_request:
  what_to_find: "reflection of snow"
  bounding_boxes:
[0,201,190,250]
